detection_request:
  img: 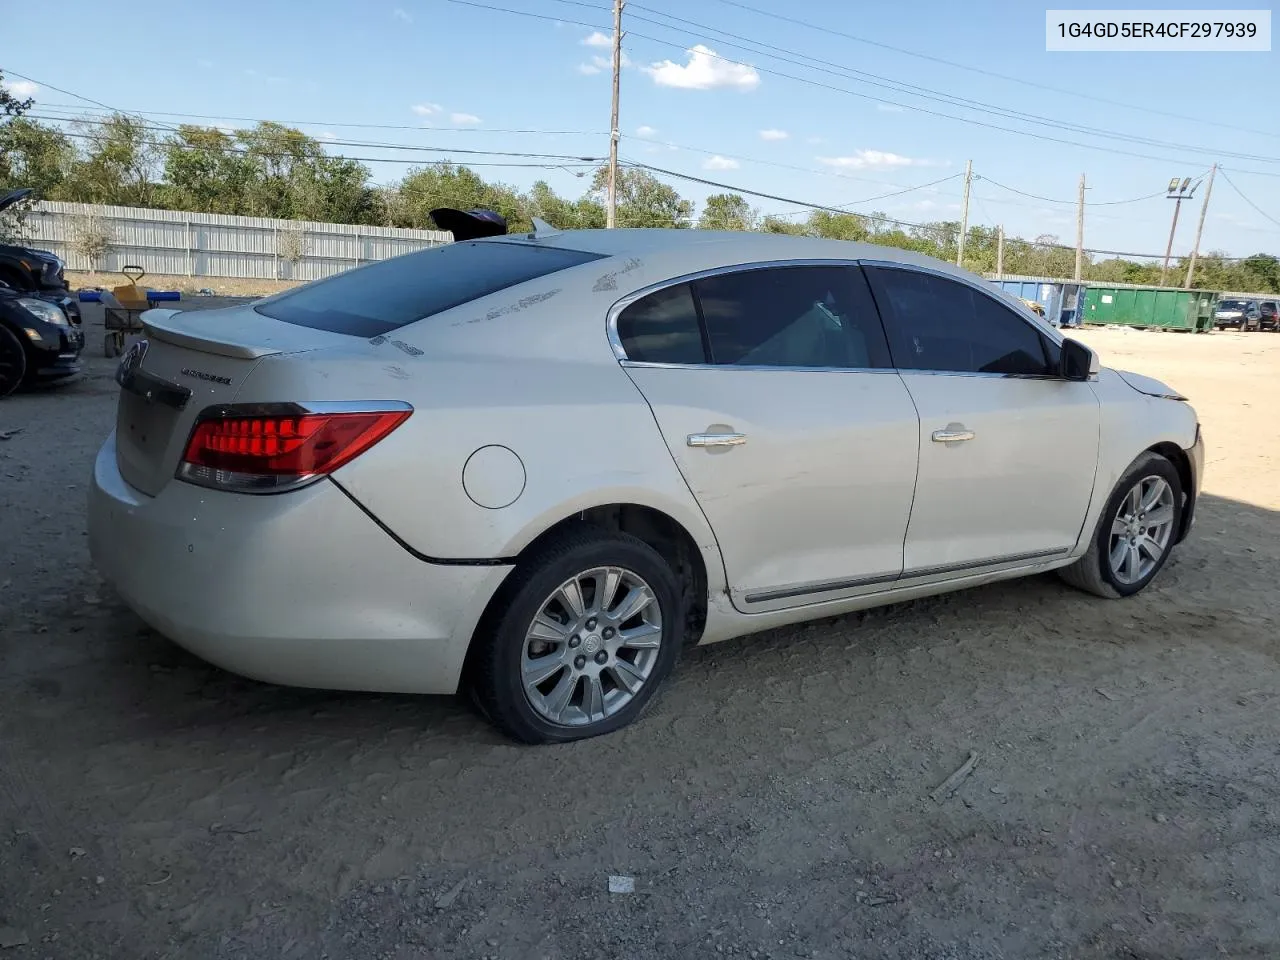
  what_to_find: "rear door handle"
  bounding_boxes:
[932,428,975,443]
[687,432,747,448]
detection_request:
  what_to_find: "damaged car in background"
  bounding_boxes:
[88,210,1204,743]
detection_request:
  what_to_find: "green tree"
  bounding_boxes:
[591,166,692,228]
[396,162,531,233]
[527,179,606,230]
[0,118,75,199]
[69,113,161,207]
[163,125,253,214]
[807,210,869,241]
[760,214,808,236]
[698,193,758,232]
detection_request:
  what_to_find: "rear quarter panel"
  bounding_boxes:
[231,254,728,594]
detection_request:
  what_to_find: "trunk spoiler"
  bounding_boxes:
[140,308,283,360]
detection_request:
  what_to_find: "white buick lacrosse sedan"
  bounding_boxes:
[89,227,1203,742]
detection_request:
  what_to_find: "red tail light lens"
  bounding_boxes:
[177,404,411,493]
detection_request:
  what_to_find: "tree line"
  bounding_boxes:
[2,78,1276,293]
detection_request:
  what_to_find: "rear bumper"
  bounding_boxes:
[88,431,513,694]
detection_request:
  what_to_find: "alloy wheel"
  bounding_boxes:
[521,566,663,726]
[1108,475,1176,585]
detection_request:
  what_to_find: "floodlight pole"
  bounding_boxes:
[1160,176,1197,286]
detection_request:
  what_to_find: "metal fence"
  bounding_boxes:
[20,201,453,282]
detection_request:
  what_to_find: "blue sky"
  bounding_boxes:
[3,0,1278,258]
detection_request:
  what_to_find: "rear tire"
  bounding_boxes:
[468,525,684,744]
[0,325,28,398]
[1059,452,1182,599]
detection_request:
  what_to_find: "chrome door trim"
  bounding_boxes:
[619,359,901,375]
[742,547,1070,605]
[931,428,976,443]
[687,432,747,448]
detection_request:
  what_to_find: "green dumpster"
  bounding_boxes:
[1082,285,1219,332]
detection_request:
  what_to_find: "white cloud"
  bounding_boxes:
[450,112,482,126]
[636,125,658,137]
[876,104,905,113]
[411,103,441,116]
[578,52,630,75]
[818,150,938,170]
[643,45,760,91]
[320,131,338,141]
[759,129,789,141]
[582,30,613,47]
[393,7,412,22]
[806,136,826,145]
[703,155,740,171]
[3,79,38,98]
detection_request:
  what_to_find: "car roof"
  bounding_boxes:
[490,227,978,280]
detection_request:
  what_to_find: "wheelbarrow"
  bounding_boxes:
[101,265,154,358]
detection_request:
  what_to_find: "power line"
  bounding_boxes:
[1218,169,1280,230]
[769,173,965,218]
[976,174,1182,207]
[703,0,1280,142]
[24,114,604,163]
[440,0,1280,172]
[620,2,1280,166]
[38,101,601,137]
[626,159,1258,260]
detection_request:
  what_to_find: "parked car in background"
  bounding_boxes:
[1214,298,1260,331]
[0,189,82,329]
[0,280,85,397]
[88,228,1204,743]
[1257,300,1279,332]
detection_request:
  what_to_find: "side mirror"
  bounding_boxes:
[1059,337,1099,381]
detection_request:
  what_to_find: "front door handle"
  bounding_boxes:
[932,428,975,443]
[688,432,747,448]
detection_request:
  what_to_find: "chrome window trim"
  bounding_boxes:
[605,256,1077,381]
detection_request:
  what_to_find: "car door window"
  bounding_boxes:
[867,267,1053,376]
[694,265,891,369]
[615,282,707,364]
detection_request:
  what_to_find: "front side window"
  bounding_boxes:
[255,240,605,337]
[866,267,1052,376]
[694,265,891,369]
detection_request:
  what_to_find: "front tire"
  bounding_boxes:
[468,526,684,744]
[1059,452,1183,599]
[0,325,28,398]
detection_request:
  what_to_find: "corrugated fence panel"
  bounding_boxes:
[19,201,452,281]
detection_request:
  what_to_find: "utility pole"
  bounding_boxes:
[1160,175,1197,286]
[956,159,972,266]
[996,225,1004,279]
[1184,163,1217,289]
[606,0,624,229]
[1074,173,1086,281]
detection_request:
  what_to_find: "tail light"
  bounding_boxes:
[177,402,411,493]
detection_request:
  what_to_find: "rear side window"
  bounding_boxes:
[867,267,1051,376]
[695,265,892,369]
[255,241,604,337]
[615,283,706,364]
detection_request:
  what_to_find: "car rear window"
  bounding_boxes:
[254,240,605,337]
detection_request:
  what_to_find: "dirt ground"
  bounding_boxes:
[1,313,1278,960]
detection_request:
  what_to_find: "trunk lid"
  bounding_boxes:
[114,304,355,496]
